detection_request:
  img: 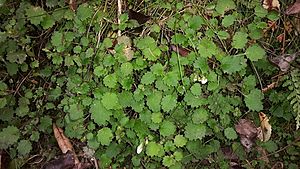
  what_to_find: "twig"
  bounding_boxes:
[117,0,122,37]
[14,70,32,96]
[250,60,263,90]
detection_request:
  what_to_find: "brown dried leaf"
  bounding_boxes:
[170,45,190,57]
[259,112,272,142]
[68,0,77,12]
[286,0,300,15]
[235,119,258,139]
[268,51,300,72]
[53,123,74,154]
[42,151,75,169]
[263,0,280,10]
[235,119,258,151]
[53,123,79,165]
[128,9,150,24]
[271,162,284,169]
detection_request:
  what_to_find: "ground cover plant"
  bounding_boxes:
[0,0,300,168]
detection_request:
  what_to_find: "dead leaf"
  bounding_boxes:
[258,112,272,142]
[128,9,150,24]
[263,0,280,10]
[235,119,258,151]
[235,119,258,139]
[117,36,134,61]
[68,0,77,12]
[42,151,75,169]
[268,51,300,72]
[53,123,79,165]
[276,33,284,43]
[285,0,300,15]
[271,162,284,169]
[170,45,190,57]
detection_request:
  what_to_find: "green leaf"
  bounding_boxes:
[198,38,218,58]
[90,100,112,126]
[188,15,204,30]
[97,127,113,146]
[0,126,20,149]
[232,32,248,49]
[171,33,187,45]
[17,140,32,156]
[120,62,133,76]
[151,63,164,76]
[192,108,208,124]
[7,52,27,64]
[38,116,52,132]
[68,104,84,120]
[163,71,179,87]
[146,142,163,157]
[6,62,18,76]
[246,44,266,61]
[262,141,278,153]
[160,120,176,137]
[220,56,246,74]
[136,36,161,61]
[244,89,264,111]
[224,127,238,140]
[151,112,163,123]
[216,0,236,15]
[103,73,118,88]
[101,92,120,110]
[147,91,162,112]
[141,72,156,85]
[174,135,187,147]
[26,6,46,26]
[190,83,202,96]
[41,15,55,29]
[185,123,206,140]
[163,155,176,167]
[161,94,177,112]
[0,98,7,109]
[222,15,235,27]
[51,31,63,47]
[77,4,93,21]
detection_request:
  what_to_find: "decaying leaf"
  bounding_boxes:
[53,123,75,154]
[128,9,150,24]
[271,162,284,169]
[53,123,80,165]
[235,119,258,151]
[268,51,300,72]
[42,151,75,169]
[68,0,77,11]
[258,112,272,142]
[285,0,300,15]
[235,119,258,139]
[117,36,134,61]
[263,0,280,10]
[170,45,190,57]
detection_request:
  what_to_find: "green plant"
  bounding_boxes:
[0,0,300,168]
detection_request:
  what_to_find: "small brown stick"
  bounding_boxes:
[14,70,32,96]
[262,82,278,93]
[117,0,122,37]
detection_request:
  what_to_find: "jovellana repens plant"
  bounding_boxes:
[0,0,299,168]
